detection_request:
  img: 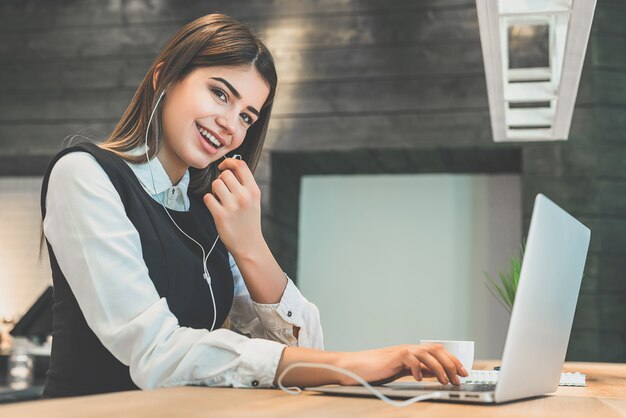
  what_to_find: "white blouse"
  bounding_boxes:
[42,146,324,390]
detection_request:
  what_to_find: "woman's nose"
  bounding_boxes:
[215,111,237,136]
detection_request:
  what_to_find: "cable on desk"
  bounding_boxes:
[276,362,442,407]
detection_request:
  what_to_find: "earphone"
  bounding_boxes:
[145,87,235,333]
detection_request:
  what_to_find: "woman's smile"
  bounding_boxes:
[195,122,224,154]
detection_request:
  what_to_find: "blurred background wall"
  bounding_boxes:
[0,0,624,361]
[298,174,521,359]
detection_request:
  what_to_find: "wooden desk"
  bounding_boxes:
[1,361,624,418]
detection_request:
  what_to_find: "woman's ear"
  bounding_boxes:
[152,61,165,92]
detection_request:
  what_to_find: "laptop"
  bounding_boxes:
[307,193,591,404]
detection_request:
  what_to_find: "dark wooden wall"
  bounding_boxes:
[0,0,624,361]
[521,2,626,362]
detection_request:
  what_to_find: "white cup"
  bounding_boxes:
[420,339,474,383]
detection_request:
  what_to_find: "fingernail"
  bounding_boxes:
[461,366,468,376]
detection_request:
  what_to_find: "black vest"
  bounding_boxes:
[40,142,234,398]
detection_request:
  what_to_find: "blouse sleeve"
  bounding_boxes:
[43,152,287,389]
[226,253,325,350]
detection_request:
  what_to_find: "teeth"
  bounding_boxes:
[196,124,222,148]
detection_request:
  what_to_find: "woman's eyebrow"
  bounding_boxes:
[210,77,260,117]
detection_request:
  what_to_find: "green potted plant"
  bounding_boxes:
[484,242,525,313]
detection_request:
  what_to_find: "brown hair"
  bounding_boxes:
[101,13,277,195]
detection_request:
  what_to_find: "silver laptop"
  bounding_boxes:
[307,194,591,404]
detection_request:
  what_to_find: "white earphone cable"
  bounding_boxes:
[277,362,442,407]
[145,89,219,332]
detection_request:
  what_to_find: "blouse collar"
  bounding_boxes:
[124,144,190,197]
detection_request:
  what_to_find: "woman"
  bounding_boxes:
[40,13,467,398]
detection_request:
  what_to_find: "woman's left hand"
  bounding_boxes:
[203,157,265,257]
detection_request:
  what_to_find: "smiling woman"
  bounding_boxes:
[38,12,466,401]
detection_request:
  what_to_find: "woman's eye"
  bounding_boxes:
[241,113,253,125]
[212,88,227,102]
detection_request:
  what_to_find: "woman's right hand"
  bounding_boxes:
[274,343,468,388]
[336,344,468,386]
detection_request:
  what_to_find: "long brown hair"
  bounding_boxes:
[100,13,277,195]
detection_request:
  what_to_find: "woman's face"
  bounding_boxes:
[158,65,270,180]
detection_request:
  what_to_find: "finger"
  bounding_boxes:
[446,351,468,377]
[420,363,435,377]
[432,346,468,379]
[211,179,236,209]
[218,169,246,196]
[428,347,462,385]
[403,355,423,382]
[218,158,256,189]
[203,192,225,218]
[413,350,449,385]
